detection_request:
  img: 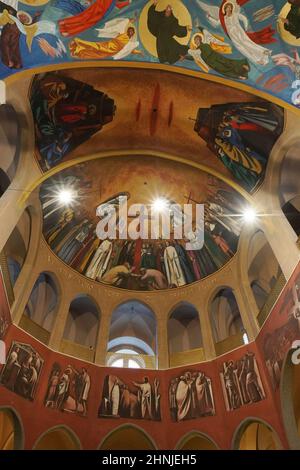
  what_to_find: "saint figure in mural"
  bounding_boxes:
[30,73,116,170]
[187,29,250,79]
[197,0,275,65]
[147,0,191,64]
[280,0,300,39]
[194,101,284,191]
[69,17,142,60]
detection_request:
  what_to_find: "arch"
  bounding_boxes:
[232,418,282,450]
[0,104,20,198]
[19,271,60,344]
[0,406,24,450]
[98,424,157,450]
[248,230,282,319]
[210,287,246,355]
[280,349,300,449]
[61,294,100,361]
[1,209,32,287]
[107,300,157,368]
[168,302,204,367]
[33,425,81,450]
[176,431,219,450]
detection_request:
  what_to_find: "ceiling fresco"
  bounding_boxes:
[2,1,300,110]
[39,156,248,291]
[31,69,284,192]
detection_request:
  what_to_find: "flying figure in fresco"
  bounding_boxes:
[197,0,276,66]
[69,17,143,60]
[186,28,250,79]
[147,0,192,64]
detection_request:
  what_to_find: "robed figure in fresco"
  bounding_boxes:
[194,101,284,191]
[147,1,190,64]
[281,0,300,39]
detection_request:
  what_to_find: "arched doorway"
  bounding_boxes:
[34,426,81,450]
[0,408,23,449]
[176,432,218,450]
[99,425,156,450]
[233,419,282,450]
[168,302,204,367]
[61,294,100,362]
[210,288,247,355]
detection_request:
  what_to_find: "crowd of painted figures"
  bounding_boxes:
[0,339,267,420]
[44,362,91,415]
[220,352,265,410]
[1,1,300,108]
[30,73,116,171]
[31,72,284,193]
[41,172,245,289]
[99,375,161,420]
[0,342,43,400]
[169,371,215,422]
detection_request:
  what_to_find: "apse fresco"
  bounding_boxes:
[98,374,161,420]
[31,72,116,170]
[169,370,215,422]
[0,269,11,340]
[220,352,265,411]
[0,341,43,400]
[1,1,300,109]
[39,156,249,290]
[260,271,300,390]
[44,362,91,416]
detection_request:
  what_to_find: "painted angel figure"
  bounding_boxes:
[69,17,142,60]
[197,0,275,66]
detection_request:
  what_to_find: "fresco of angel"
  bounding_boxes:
[197,0,276,66]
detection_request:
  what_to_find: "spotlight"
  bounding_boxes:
[242,207,257,224]
[57,189,74,205]
[152,197,169,213]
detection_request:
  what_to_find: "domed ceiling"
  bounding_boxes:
[1,0,300,111]
[39,155,248,291]
[31,68,284,192]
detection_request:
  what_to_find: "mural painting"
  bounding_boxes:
[44,362,91,416]
[39,156,247,290]
[260,271,300,389]
[98,374,161,420]
[0,1,300,110]
[220,351,265,411]
[0,341,43,400]
[169,370,215,422]
[0,269,11,340]
[30,72,116,170]
[193,101,284,191]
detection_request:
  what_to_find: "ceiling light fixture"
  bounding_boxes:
[242,206,257,224]
[57,189,75,205]
[152,197,169,213]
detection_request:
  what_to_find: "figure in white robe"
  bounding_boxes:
[175,373,195,421]
[197,0,272,65]
[85,239,112,280]
[132,378,152,419]
[164,244,186,287]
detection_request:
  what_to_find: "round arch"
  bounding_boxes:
[232,417,283,450]
[175,431,219,450]
[0,406,24,450]
[98,424,157,451]
[19,270,61,344]
[33,425,81,450]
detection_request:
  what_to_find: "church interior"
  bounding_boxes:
[1,0,300,451]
